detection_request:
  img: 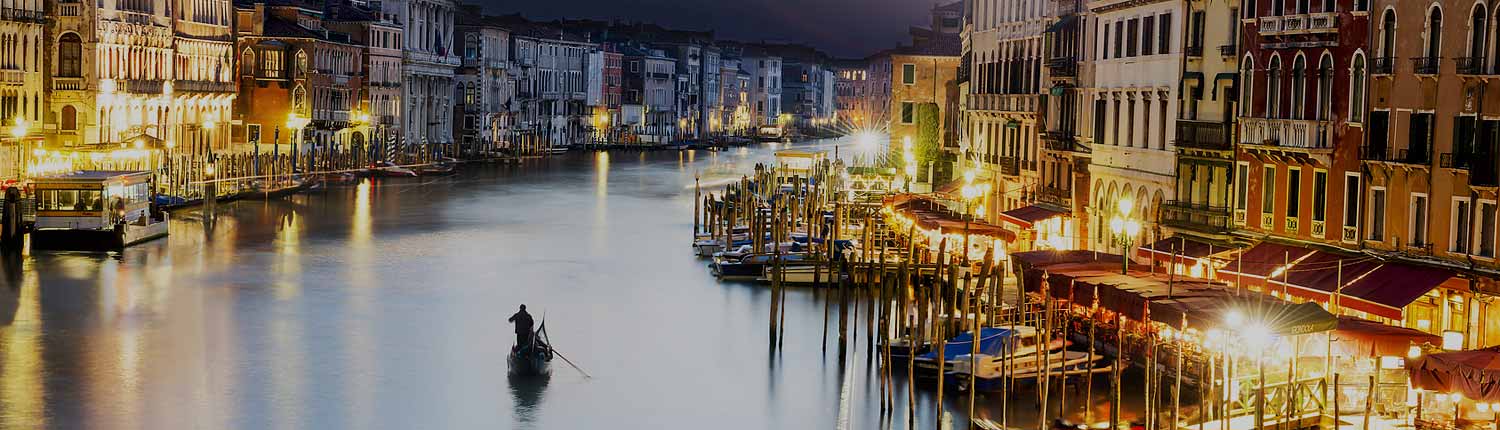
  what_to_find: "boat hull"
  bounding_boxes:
[31,216,169,251]
[507,346,552,377]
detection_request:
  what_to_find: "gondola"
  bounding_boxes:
[508,321,555,377]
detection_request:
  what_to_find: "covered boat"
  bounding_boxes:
[30,170,169,251]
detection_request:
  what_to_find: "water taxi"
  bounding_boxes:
[29,170,169,251]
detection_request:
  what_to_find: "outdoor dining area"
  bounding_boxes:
[1010,249,1473,430]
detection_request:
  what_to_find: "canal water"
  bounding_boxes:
[0,138,1168,429]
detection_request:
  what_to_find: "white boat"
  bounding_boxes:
[915,326,1060,375]
[29,170,170,251]
[547,145,571,155]
[948,349,1112,391]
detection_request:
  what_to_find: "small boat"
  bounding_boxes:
[947,349,1112,392]
[547,145,571,155]
[415,162,457,177]
[508,322,555,377]
[244,176,314,200]
[914,326,1064,377]
[710,252,810,280]
[30,170,170,251]
[367,161,418,177]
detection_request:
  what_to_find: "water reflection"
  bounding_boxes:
[507,374,550,429]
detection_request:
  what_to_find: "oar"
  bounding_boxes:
[538,313,592,379]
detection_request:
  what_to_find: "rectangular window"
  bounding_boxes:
[247,124,261,143]
[1455,115,1477,157]
[1191,11,1206,50]
[1286,168,1300,217]
[1313,170,1327,221]
[1479,201,1496,257]
[1102,23,1111,60]
[1127,19,1139,57]
[1412,194,1429,247]
[1409,112,1434,163]
[901,102,914,124]
[1159,13,1172,54]
[1262,166,1276,215]
[902,64,916,85]
[1115,22,1124,58]
[1454,198,1473,253]
[1142,16,1156,56]
[1371,188,1386,241]
[1236,162,1249,210]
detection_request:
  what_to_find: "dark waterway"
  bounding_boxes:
[0,138,1165,429]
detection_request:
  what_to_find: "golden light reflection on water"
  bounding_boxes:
[593,152,610,254]
[346,179,377,428]
[0,269,44,429]
[352,180,372,247]
[274,211,303,300]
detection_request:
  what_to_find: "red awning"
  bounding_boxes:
[1409,346,1500,401]
[1339,263,1458,320]
[1332,316,1441,357]
[998,205,1066,228]
[1137,236,1225,265]
[1266,251,1381,302]
[1216,241,1316,279]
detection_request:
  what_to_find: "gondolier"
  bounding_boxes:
[508,304,535,346]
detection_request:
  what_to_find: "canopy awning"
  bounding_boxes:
[998,205,1067,229]
[1211,72,1238,100]
[1339,263,1458,320]
[1266,251,1381,302]
[1216,241,1316,280]
[1333,316,1441,357]
[1409,346,1500,401]
[1138,236,1224,265]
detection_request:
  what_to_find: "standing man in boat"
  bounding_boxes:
[508,304,535,346]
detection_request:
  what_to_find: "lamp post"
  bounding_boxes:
[286,113,310,176]
[902,136,915,193]
[10,117,29,179]
[1109,198,1142,274]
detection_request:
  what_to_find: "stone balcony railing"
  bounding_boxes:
[1239,117,1332,149]
[0,7,43,22]
[1259,12,1338,36]
[57,3,80,16]
[965,93,1039,113]
[407,51,461,67]
[1162,201,1232,232]
[0,69,23,86]
[52,77,85,91]
[174,79,235,93]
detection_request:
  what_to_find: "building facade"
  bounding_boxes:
[965,0,1046,222]
[386,0,458,149]
[1162,0,1242,246]
[455,11,512,152]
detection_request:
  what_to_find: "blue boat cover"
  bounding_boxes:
[916,327,1013,361]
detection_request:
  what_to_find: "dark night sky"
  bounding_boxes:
[475,0,935,58]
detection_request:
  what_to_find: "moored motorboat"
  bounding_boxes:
[366,161,418,177]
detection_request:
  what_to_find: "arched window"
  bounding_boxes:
[58,33,81,77]
[1291,55,1307,119]
[1428,7,1444,59]
[1351,54,1367,122]
[1241,58,1255,116]
[464,33,479,59]
[292,84,306,111]
[1318,54,1334,120]
[295,50,308,76]
[1381,10,1397,59]
[61,105,76,131]
[1472,5,1489,63]
[1268,56,1283,118]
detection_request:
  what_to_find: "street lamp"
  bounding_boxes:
[1109,198,1142,274]
[902,135,915,192]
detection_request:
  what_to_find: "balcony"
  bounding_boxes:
[997,156,1019,176]
[1307,12,1338,32]
[1456,57,1489,75]
[0,7,43,22]
[52,77,85,91]
[1175,120,1232,150]
[118,79,165,94]
[1441,153,1471,169]
[1187,46,1203,57]
[1372,57,1395,75]
[57,3,80,16]
[1239,117,1332,149]
[1162,201,1232,232]
[965,94,1038,113]
[1047,57,1077,78]
[174,79,235,93]
[1038,185,1071,208]
[1042,131,1079,152]
[0,69,22,86]
[1412,57,1439,75]
[1220,44,1238,57]
[1258,13,1338,36]
[1360,145,1431,165]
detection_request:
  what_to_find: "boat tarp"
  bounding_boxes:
[1332,316,1441,357]
[1408,346,1500,401]
[916,327,1013,361]
[1215,241,1316,279]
